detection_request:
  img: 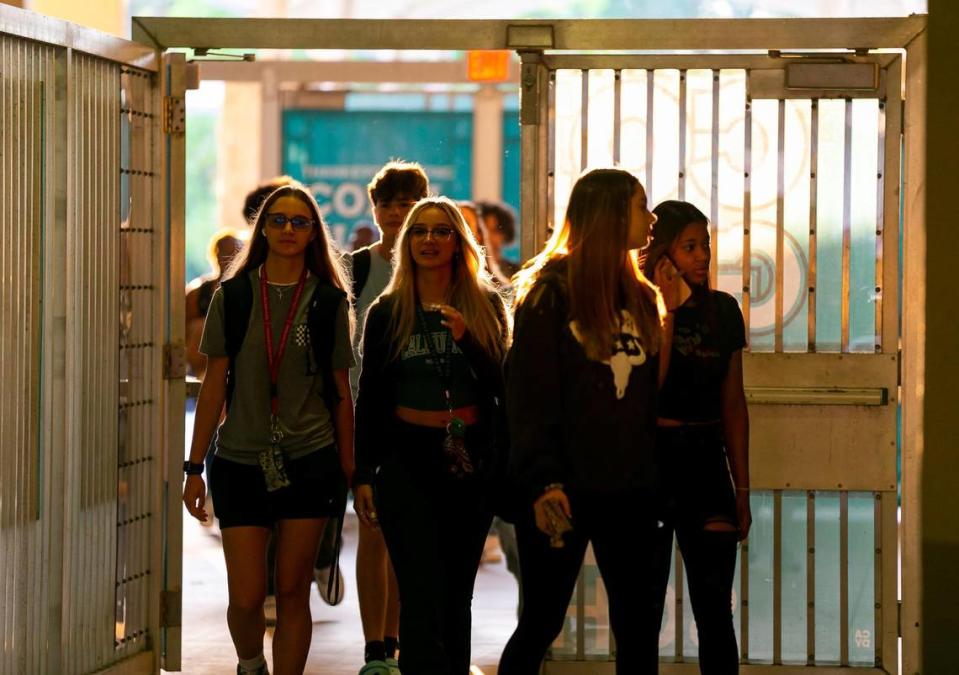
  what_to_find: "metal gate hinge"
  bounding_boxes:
[163,342,187,380]
[163,95,185,135]
[161,589,182,628]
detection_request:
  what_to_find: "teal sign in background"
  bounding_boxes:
[502,109,521,235]
[283,110,473,246]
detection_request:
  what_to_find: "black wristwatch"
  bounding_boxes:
[183,461,205,476]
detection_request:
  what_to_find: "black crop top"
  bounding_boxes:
[394,310,479,410]
[659,290,746,423]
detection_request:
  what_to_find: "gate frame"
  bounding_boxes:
[130,15,927,675]
[0,5,171,674]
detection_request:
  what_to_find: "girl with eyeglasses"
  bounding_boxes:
[498,168,676,675]
[353,196,510,674]
[183,183,355,675]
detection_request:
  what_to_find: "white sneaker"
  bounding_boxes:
[314,564,345,605]
[263,595,277,626]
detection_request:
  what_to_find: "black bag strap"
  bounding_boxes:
[221,273,254,411]
[306,282,347,415]
[350,247,372,305]
[221,271,345,415]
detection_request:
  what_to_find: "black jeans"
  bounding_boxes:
[498,488,673,675]
[655,425,740,673]
[660,522,739,673]
[375,422,494,675]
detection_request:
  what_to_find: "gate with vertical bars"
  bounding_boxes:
[517,41,918,675]
[1,12,928,674]
[0,6,184,674]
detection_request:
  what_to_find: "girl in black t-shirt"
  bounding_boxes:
[353,196,509,675]
[643,199,751,674]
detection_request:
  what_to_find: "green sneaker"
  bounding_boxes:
[385,656,401,675]
[358,660,391,675]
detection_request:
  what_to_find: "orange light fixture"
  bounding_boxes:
[467,50,511,82]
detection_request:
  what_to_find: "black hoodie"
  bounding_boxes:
[506,260,660,502]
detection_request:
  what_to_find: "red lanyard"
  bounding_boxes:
[260,264,309,419]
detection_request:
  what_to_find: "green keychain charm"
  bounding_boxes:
[443,410,473,478]
[447,415,467,438]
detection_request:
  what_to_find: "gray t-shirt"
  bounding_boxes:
[200,268,355,465]
[347,244,394,396]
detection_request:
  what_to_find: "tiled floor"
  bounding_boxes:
[171,511,518,674]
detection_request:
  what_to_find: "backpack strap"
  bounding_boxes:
[221,273,254,411]
[220,271,346,418]
[350,247,372,305]
[307,283,348,416]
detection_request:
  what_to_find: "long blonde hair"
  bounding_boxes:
[513,168,663,360]
[384,197,507,361]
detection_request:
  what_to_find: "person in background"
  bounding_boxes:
[186,228,244,378]
[498,168,677,675]
[643,199,751,674]
[477,200,520,278]
[459,200,512,289]
[348,161,430,675]
[353,196,509,675]
[350,221,379,252]
[183,182,354,675]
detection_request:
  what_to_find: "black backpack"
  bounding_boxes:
[350,246,373,304]
[220,271,346,415]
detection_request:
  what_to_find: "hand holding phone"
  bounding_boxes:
[654,256,692,311]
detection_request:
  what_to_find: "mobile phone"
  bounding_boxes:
[663,256,693,307]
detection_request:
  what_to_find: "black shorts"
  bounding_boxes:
[656,424,736,527]
[210,446,347,529]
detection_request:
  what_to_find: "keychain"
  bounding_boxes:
[259,419,291,491]
[442,413,474,478]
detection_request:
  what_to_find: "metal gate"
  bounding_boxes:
[515,21,925,675]
[105,14,926,675]
[0,7,182,674]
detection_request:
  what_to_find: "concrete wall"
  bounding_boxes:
[27,0,124,36]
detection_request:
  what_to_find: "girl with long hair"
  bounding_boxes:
[183,183,355,675]
[353,196,509,674]
[643,200,750,674]
[498,168,675,674]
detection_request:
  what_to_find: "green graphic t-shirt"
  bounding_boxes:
[393,309,479,411]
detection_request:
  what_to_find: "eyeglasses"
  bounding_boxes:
[409,226,455,242]
[265,213,314,231]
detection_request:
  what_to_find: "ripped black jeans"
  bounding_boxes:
[654,424,740,674]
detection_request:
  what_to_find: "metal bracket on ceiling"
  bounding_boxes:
[507,24,554,50]
[189,48,256,63]
[767,49,875,62]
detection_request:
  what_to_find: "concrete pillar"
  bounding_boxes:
[217,82,262,231]
[472,85,503,202]
[260,67,282,182]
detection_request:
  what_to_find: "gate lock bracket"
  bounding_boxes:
[163,342,187,380]
[163,95,185,135]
